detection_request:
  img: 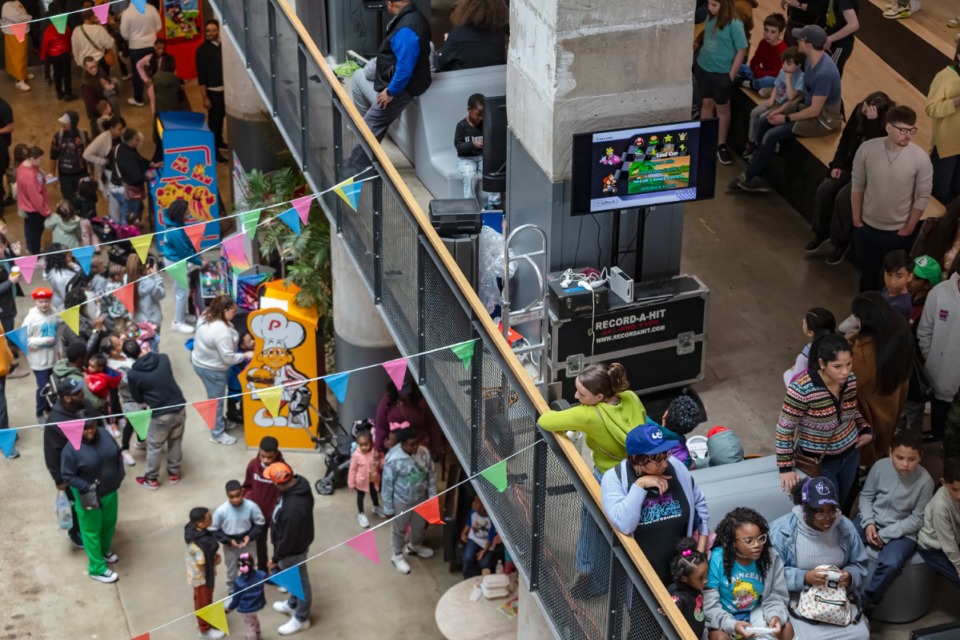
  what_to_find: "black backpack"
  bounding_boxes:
[56,130,88,175]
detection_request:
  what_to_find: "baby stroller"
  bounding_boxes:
[281,385,355,496]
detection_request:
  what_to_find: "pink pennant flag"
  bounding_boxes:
[222,234,249,268]
[10,22,26,43]
[382,358,408,392]
[92,3,110,25]
[114,283,135,316]
[13,255,38,283]
[59,419,86,450]
[346,529,381,565]
[291,195,314,225]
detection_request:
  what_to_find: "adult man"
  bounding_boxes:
[731,25,842,193]
[265,462,314,636]
[123,339,186,490]
[49,111,90,203]
[195,19,227,163]
[0,94,14,209]
[345,0,432,173]
[44,378,98,549]
[119,0,161,107]
[80,56,121,130]
[71,10,114,72]
[916,269,960,444]
[851,105,933,292]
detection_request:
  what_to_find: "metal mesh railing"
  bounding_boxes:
[212,1,692,637]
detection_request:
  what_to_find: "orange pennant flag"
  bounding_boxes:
[192,399,220,430]
[131,634,150,640]
[114,283,136,316]
[184,222,206,251]
[413,495,444,525]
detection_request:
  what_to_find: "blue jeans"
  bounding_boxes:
[853,516,917,605]
[918,546,960,590]
[576,467,610,595]
[192,363,229,436]
[457,156,501,207]
[737,64,777,90]
[818,446,859,507]
[163,257,190,324]
[33,368,52,418]
[462,539,495,579]
[745,121,795,180]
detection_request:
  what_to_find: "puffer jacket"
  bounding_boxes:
[347,447,383,492]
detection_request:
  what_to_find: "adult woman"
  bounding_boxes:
[60,417,125,584]
[152,54,188,113]
[776,333,873,506]
[15,145,51,255]
[192,295,251,445]
[160,199,201,333]
[540,362,646,593]
[109,128,155,220]
[124,253,164,350]
[1,0,32,91]
[435,0,507,71]
[374,375,443,457]
[769,477,869,640]
[846,292,913,466]
[602,423,710,586]
[924,39,960,205]
[43,244,81,311]
[913,196,960,280]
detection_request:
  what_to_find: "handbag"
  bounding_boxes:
[125,184,145,200]
[790,565,861,626]
[794,450,824,478]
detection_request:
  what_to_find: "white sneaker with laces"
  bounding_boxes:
[278,617,310,636]
[127,98,144,107]
[103,551,119,564]
[357,512,369,528]
[391,553,411,574]
[199,630,225,639]
[210,432,237,445]
[272,600,295,615]
[121,450,136,466]
[171,321,195,334]
[90,568,119,583]
[405,543,435,559]
[15,81,30,91]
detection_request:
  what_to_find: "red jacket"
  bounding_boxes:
[242,452,285,524]
[85,369,122,399]
[40,25,72,60]
[749,39,786,79]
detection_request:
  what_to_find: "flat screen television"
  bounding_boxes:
[570,119,718,215]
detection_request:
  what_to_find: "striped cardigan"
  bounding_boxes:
[775,371,872,471]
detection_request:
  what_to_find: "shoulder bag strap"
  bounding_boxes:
[80,25,106,55]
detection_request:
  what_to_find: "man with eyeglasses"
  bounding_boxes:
[195,19,228,164]
[851,105,933,292]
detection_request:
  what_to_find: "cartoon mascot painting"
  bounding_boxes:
[246,311,311,428]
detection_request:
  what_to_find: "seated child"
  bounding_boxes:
[660,394,706,469]
[918,459,960,590]
[737,13,787,90]
[668,538,708,640]
[460,495,498,578]
[743,46,805,160]
[880,250,914,321]
[85,353,123,404]
[454,93,501,209]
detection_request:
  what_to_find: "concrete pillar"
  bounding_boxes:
[517,575,556,640]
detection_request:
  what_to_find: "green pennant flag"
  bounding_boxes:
[125,409,152,440]
[166,259,189,290]
[240,208,261,238]
[480,459,508,493]
[50,13,68,34]
[450,340,475,370]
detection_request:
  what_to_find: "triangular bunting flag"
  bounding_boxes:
[382,358,408,392]
[291,195,313,224]
[325,372,349,403]
[114,283,136,316]
[0,429,16,458]
[334,179,362,212]
[59,419,85,451]
[222,234,250,270]
[195,601,228,636]
[268,566,306,600]
[59,306,80,335]
[480,459,508,493]
[277,208,301,235]
[131,0,147,13]
[13,254,38,283]
[258,385,283,418]
[129,233,153,264]
[125,409,152,440]
[346,529,381,565]
[92,3,110,24]
[71,245,95,275]
[10,22,26,43]
[50,13,68,34]
[450,340,475,370]
[413,495,444,525]
[5,326,28,354]
[240,209,261,238]
[192,399,220,430]
[184,222,206,251]
[166,260,189,290]
[130,633,150,640]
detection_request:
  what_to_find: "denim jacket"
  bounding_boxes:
[380,444,436,515]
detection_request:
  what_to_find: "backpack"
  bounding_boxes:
[789,565,862,626]
[56,130,88,175]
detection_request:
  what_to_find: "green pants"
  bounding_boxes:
[71,488,118,577]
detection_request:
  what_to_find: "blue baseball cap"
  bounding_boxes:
[626,422,674,456]
[801,477,839,509]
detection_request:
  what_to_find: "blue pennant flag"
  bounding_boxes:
[131,0,147,13]
[268,566,306,601]
[71,246,95,275]
[325,372,349,403]
[5,326,28,355]
[341,181,362,211]
[0,429,17,458]
[277,208,301,235]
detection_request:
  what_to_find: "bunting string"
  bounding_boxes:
[0,0,130,31]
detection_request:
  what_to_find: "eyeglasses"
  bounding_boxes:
[891,125,918,135]
[736,533,768,547]
[813,507,840,520]
[638,453,669,465]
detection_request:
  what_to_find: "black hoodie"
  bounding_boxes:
[60,426,125,496]
[184,523,220,588]
[271,476,315,561]
[127,352,186,415]
[44,399,99,485]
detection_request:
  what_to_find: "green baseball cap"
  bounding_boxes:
[913,255,943,285]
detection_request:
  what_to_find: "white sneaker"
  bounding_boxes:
[199,630,226,639]
[121,450,136,466]
[26,73,34,80]
[103,551,118,564]
[357,512,369,528]
[210,432,237,445]
[90,568,119,583]
[405,543,435,559]
[391,554,411,574]
[171,321,195,334]
[127,97,144,107]
[372,506,386,518]
[278,616,310,636]
[272,600,295,615]
[15,81,30,91]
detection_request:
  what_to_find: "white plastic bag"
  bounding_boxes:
[55,490,72,530]
[478,226,517,313]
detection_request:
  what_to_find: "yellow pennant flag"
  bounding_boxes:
[130,234,154,264]
[195,601,229,635]
[259,385,283,418]
[59,306,80,335]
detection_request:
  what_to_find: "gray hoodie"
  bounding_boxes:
[703,546,790,635]
[135,273,165,326]
[918,485,960,576]
[858,458,934,542]
[917,273,960,401]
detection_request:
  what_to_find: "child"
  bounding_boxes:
[908,255,942,327]
[454,94,501,209]
[210,479,265,600]
[23,287,59,420]
[460,495,498,578]
[881,249,914,321]
[226,332,254,426]
[229,553,266,640]
[661,394,707,469]
[44,201,84,250]
[347,428,384,528]
[84,352,122,405]
[241,436,285,572]
[185,507,225,640]
[668,538,709,640]
[743,47,805,161]
[918,459,960,590]
[737,13,787,90]
[695,0,749,165]
[114,210,142,239]
[382,427,437,575]
[103,263,131,321]
[782,307,835,386]
[703,508,792,639]
[856,429,934,610]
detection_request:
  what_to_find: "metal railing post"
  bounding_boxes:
[373,180,383,304]
[298,44,308,173]
[607,552,627,640]
[267,2,278,114]
[530,429,546,591]
[332,107,343,233]
[416,239,427,386]
[242,0,251,65]
[469,337,483,476]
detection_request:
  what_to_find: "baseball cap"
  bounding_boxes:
[626,422,674,456]
[58,377,85,397]
[31,287,53,300]
[801,476,839,509]
[791,24,827,48]
[913,255,943,285]
[58,113,71,125]
[264,461,293,484]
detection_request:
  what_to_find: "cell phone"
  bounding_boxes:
[825,570,841,589]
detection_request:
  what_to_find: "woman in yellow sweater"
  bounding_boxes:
[925,39,960,206]
[538,362,647,596]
